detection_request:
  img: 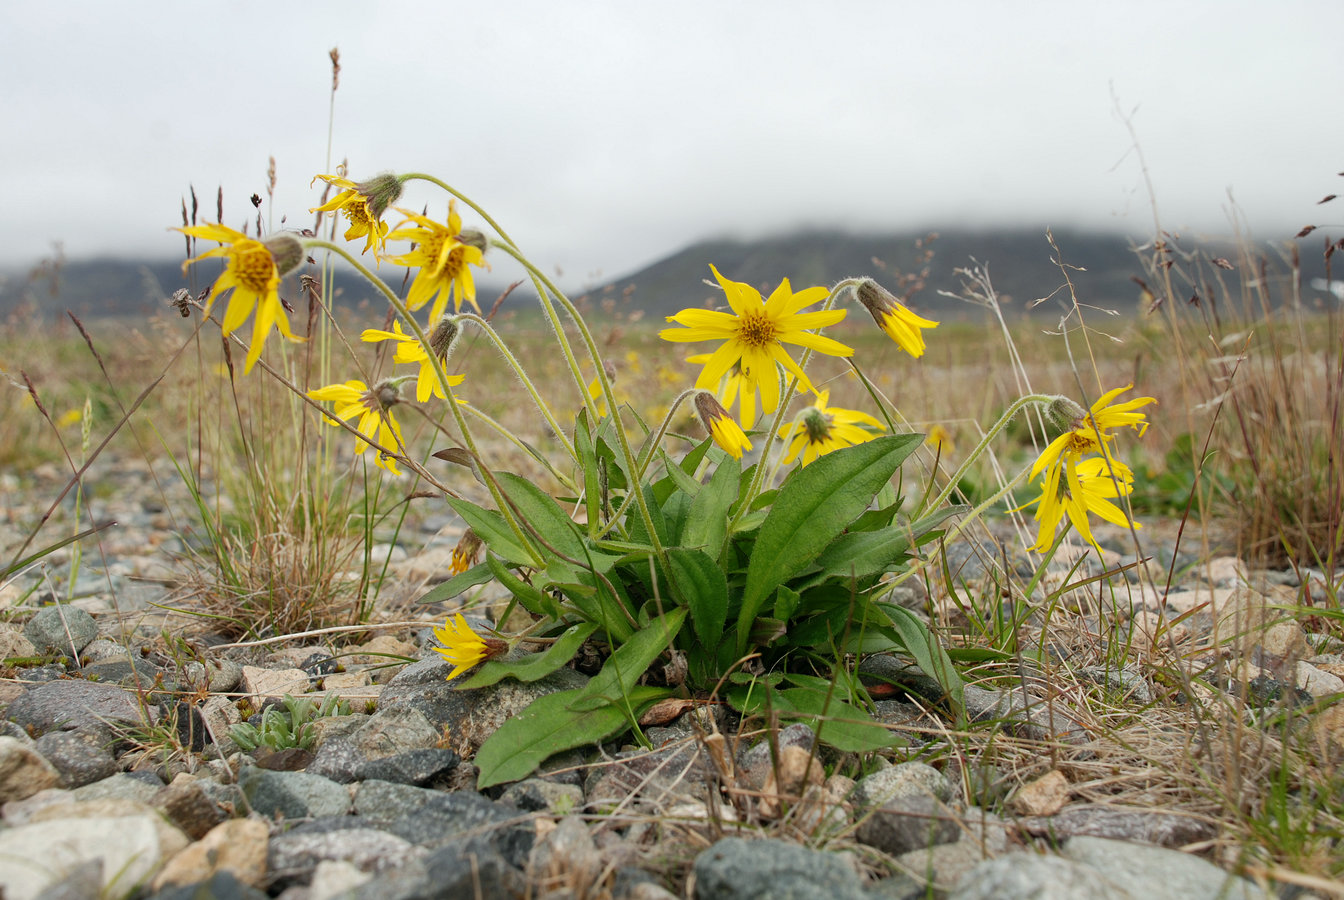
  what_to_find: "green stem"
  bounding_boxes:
[489,239,668,565]
[456,313,575,462]
[303,239,543,568]
[594,389,698,541]
[924,393,1059,514]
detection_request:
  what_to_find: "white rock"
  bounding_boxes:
[1296,661,1344,697]
[240,665,311,700]
[0,815,188,900]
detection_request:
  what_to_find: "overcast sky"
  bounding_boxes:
[2,1,1340,291]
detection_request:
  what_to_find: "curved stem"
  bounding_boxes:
[398,174,519,249]
[924,392,1059,514]
[456,313,576,462]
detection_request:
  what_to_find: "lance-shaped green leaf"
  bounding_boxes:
[474,684,669,788]
[458,622,598,689]
[569,607,687,711]
[796,506,966,591]
[727,684,901,752]
[881,602,964,716]
[494,472,586,561]
[681,454,739,556]
[666,547,728,647]
[486,553,560,619]
[416,561,492,605]
[737,434,922,653]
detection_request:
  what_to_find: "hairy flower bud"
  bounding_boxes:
[429,316,460,361]
[1045,396,1088,432]
[263,233,306,277]
[354,173,403,219]
[371,379,402,411]
[694,391,752,460]
[457,228,487,253]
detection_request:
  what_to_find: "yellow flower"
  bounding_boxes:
[361,320,465,403]
[1028,455,1138,551]
[854,279,938,358]
[385,201,488,321]
[1031,385,1156,484]
[686,354,757,426]
[307,379,406,474]
[176,224,304,373]
[694,391,752,460]
[432,613,507,681]
[450,530,484,575]
[778,391,884,466]
[660,266,852,426]
[310,173,401,256]
[927,424,955,456]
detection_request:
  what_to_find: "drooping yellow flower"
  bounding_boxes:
[432,613,507,681]
[176,224,304,373]
[778,391,884,466]
[361,319,465,403]
[310,173,401,256]
[307,379,406,474]
[854,279,938,358]
[449,530,484,576]
[1028,455,1138,551]
[1031,385,1157,485]
[694,391,752,460]
[385,201,488,321]
[661,266,852,425]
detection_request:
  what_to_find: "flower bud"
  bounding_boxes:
[457,228,487,253]
[801,405,832,443]
[429,316,460,361]
[1045,396,1087,432]
[354,173,404,219]
[263,234,306,277]
[371,379,402,411]
[854,278,897,321]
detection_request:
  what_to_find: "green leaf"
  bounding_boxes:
[474,684,670,788]
[737,434,923,652]
[495,472,586,561]
[666,548,728,647]
[682,454,740,556]
[773,584,801,622]
[446,496,534,566]
[880,602,965,715]
[458,622,598,689]
[803,506,962,588]
[486,553,559,619]
[415,561,492,605]
[570,607,687,711]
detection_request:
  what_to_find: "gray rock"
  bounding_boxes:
[71,771,164,804]
[1077,666,1153,705]
[1062,836,1271,899]
[306,706,441,783]
[268,827,424,880]
[853,762,960,856]
[499,778,585,815]
[948,852,1133,900]
[345,841,526,900]
[81,657,169,689]
[380,658,587,753]
[6,679,149,735]
[584,742,711,812]
[380,790,535,867]
[31,860,102,900]
[237,767,352,820]
[355,748,460,786]
[963,684,1089,744]
[0,735,62,803]
[23,606,98,658]
[1019,805,1219,848]
[352,779,440,823]
[34,729,118,788]
[78,638,133,664]
[307,738,366,784]
[692,836,869,900]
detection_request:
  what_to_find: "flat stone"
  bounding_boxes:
[1019,805,1218,848]
[0,627,37,660]
[1295,661,1344,696]
[239,666,311,701]
[355,748,460,786]
[268,827,424,879]
[6,680,148,736]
